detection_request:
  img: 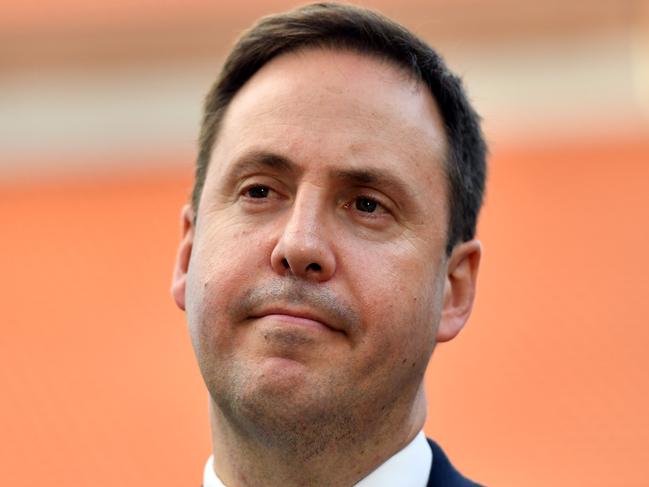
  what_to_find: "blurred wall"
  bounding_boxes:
[2,1,649,485]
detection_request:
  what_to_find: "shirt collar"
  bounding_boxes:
[203,455,224,487]
[203,431,432,487]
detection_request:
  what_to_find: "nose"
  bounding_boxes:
[270,189,336,282]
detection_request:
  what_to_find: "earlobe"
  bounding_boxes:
[171,204,195,311]
[436,240,482,343]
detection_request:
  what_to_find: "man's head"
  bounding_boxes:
[172,1,486,471]
[191,2,486,255]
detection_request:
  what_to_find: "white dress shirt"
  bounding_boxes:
[203,430,432,487]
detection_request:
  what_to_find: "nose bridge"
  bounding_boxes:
[271,183,335,280]
[284,185,323,241]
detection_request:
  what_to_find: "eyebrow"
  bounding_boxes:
[330,167,412,208]
[226,150,300,177]
[222,150,301,190]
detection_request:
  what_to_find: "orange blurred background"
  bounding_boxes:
[2,1,649,486]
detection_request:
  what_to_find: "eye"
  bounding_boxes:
[344,194,391,220]
[355,196,379,213]
[238,182,284,209]
[244,185,271,198]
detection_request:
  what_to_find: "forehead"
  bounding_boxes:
[209,48,449,215]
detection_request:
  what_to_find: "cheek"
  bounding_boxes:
[192,217,267,282]
[347,240,439,317]
[185,223,268,342]
[345,241,441,356]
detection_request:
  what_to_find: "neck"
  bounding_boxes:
[208,388,427,487]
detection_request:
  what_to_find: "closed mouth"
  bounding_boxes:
[251,307,341,333]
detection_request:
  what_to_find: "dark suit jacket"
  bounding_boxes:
[426,438,483,486]
[202,438,483,486]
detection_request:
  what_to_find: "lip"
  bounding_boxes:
[251,307,340,333]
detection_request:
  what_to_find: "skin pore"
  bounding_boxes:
[171,48,481,487]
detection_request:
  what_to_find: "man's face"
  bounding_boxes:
[172,49,479,442]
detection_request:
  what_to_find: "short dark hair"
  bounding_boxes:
[192,2,487,254]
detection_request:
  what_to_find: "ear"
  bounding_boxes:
[436,239,482,343]
[171,204,195,311]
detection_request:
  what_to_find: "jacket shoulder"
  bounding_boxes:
[426,438,484,487]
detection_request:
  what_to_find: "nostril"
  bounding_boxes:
[307,263,321,272]
[281,258,290,269]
